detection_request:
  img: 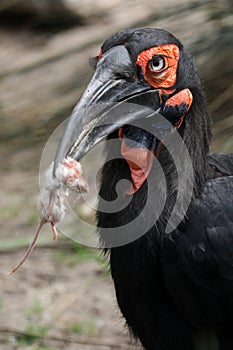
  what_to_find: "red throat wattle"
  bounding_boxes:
[119,128,155,195]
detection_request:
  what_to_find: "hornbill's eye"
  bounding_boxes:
[149,55,166,72]
[136,44,179,91]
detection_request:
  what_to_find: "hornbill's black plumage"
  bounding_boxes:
[54,28,233,350]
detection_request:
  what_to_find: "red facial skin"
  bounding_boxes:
[136,44,180,94]
[98,49,103,60]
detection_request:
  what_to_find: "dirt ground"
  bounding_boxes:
[0,247,137,350]
[0,249,128,350]
[0,98,135,346]
[0,144,139,350]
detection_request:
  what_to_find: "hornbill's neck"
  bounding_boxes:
[158,87,212,200]
[97,87,211,246]
[180,88,211,193]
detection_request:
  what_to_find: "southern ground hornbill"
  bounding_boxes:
[53,28,233,350]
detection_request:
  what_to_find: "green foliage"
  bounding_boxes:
[0,204,21,220]
[16,328,49,348]
[26,211,38,226]
[31,298,44,314]
[16,299,48,347]
[0,297,3,310]
[55,244,103,267]
[25,324,47,336]
[67,320,97,336]
[17,332,37,345]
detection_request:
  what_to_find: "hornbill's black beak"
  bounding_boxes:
[53,45,161,175]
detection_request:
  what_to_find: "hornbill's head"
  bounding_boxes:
[54,28,211,237]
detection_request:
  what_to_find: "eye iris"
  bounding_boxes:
[150,56,165,71]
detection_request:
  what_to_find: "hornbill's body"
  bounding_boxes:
[54,28,233,349]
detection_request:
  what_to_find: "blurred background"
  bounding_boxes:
[0,0,232,349]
